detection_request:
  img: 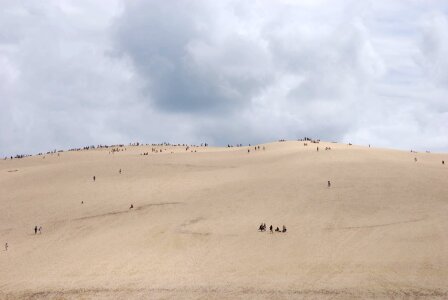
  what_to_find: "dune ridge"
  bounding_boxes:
[1,141,447,299]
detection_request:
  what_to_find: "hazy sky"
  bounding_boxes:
[1,0,448,156]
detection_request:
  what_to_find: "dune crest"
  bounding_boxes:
[1,141,447,299]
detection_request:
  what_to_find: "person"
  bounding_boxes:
[282,225,287,233]
[119,169,122,174]
[258,223,264,231]
[328,181,331,188]
[414,157,417,162]
[93,176,96,181]
[317,146,319,151]
[34,226,37,235]
[275,227,280,232]
[81,201,84,204]
[129,204,134,209]
[443,161,445,165]
[4,242,7,251]
[269,225,273,233]
[39,226,42,234]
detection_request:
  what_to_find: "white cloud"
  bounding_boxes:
[0,0,447,156]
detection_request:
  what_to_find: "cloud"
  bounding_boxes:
[0,0,447,156]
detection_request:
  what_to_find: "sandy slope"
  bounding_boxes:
[0,141,447,299]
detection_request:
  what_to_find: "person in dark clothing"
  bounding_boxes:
[34,226,37,234]
[269,225,273,233]
[328,181,331,188]
[93,176,96,181]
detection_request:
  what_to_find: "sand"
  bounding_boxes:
[0,141,447,299]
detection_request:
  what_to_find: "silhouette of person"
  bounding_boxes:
[34,226,37,234]
[328,181,331,188]
[129,204,133,209]
[5,242,8,251]
[269,225,273,233]
[93,176,96,181]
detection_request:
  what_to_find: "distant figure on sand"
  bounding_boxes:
[34,226,37,234]
[328,181,331,188]
[443,161,445,165]
[39,226,42,234]
[93,176,96,181]
[5,242,8,251]
[129,204,133,209]
[119,169,122,174]
[317,147,319,152]
[81,201,83,204]
[282,225,287,233]
[275,227,280,232]
[414,157,417,162]
[269,225,273,233]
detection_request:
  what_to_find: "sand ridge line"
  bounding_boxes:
[73,202,183,221]
[4,286,448,299]
[326,217,426,230]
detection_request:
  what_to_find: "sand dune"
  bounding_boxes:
[1,141,447,299]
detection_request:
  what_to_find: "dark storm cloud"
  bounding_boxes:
[114,1,273,114]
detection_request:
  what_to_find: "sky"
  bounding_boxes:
[1,0,448,156]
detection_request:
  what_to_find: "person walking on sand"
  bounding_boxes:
[328,181,331,188]
[269,225,273,233]
[93,176,96,182]
[5,242,8,251]
[34,226,37,235]
[119,169,122,174]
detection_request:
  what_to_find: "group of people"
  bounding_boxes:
[34,225,42,235]
[248,145,265,153]
[258,223,287,233]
